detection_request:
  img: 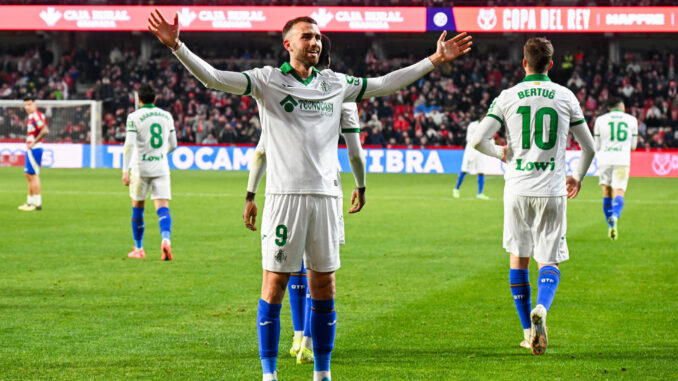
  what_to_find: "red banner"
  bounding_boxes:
[452,7,678,33]
[0,6,426,32]
[630,151,678,177]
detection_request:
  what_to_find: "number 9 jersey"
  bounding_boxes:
[487,74,586,197]
[125,104,175,177]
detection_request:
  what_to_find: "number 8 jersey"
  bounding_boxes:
[125,104,175,177]
[593,110,638,167]
[487,74,586,197]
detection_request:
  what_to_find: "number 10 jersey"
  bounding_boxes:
[487,74,586,197]
[125,104,175,177]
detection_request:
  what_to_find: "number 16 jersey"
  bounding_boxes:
[125,104,175,177]
[487,74,586,197]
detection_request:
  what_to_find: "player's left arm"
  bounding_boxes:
[567,96,595,199]
[122,116,136,186]
[342,104,366,213]
[593,118,601,151]
[167,116,177,154]
[244,142,266,231]
[630,118,639,150]
[353,32,472,101]
[470,95,506,161]
[28,115,49,149]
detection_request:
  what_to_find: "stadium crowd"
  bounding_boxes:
[1,42,677,148]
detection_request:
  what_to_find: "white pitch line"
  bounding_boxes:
[0,189,676,205]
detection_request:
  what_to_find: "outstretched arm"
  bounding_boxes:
[148,9,249,95]
[360,32,472,100]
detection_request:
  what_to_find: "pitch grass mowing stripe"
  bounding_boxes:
[0,168,676,379]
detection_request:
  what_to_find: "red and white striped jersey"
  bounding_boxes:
[26,110,47,148]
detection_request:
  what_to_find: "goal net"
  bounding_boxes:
[0,100,102,168]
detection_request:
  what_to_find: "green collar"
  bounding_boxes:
[522,74,551,83]
[140,103,155,109]
[611,108,622,112]
[280,62,320,86]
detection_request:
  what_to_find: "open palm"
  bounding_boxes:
[148,9,180,49]
[437,31,473,62]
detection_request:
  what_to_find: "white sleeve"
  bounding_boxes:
[570,123,595,182]
[341,58,435,102]
[631,118,638,150]
[246,139,266,193]
[593,118,601,151]
[469,116,504,160]
[166,115,177,154]
[341,104,366,188]
[173,43,249,95]
[122,115,136,173]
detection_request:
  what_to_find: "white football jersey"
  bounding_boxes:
[126,105,175,177]
[487,74,586,196]
[594,110,638,166]
[243,63,366,196]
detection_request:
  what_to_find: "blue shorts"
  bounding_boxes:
[24,148,43,175]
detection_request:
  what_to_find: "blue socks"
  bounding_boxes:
[537,266,561,311]
[303,290,312,338]
[156,207,172,241]
[311,299,336,372]
[509,269,532,330]
[477,174,485,194]
[288,263,308,332]
[603,197,613,225]
[455,172,466,189]
[257,299,281,375]
[612,195,624,220]
[131,207,144,249]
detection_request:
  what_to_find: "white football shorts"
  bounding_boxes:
[461,148,484,175]
[129,173,172,201]
[503,193,569,264]
[261,194,341,273]
[598,165,630,191]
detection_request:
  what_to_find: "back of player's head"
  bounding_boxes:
[282,16,317,41]
[138,84,156,105]
[523,37,553,73]
[608,97,624,110]
[23,94,35,102]
[317,34,332,69]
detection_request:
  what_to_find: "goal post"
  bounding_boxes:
[0,99,102,168]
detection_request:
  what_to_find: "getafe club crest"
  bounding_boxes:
[477,9,497,31]
[274,249,287,264]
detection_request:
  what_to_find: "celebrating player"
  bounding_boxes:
[593,97,638,240]
[470,37,595,355]
[18,95,49,212]
[149,10,471,380]
[453,116,490,200]
[121,84,177,260]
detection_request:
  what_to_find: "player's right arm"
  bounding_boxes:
[167,115,178,154]
[122,115,136,186]
[593,117,602,151]
[148,10,249,95]
[244,139,266,231]
[469,94,506,161]
[566,93,595,199]
[341,103,366,213]
[630,117,639,151]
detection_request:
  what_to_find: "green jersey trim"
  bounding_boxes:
[242,72,251,96]
[280,62,317,86]
[355,78,368,102]
[486,113,504,127]
[140,104,155,109]
[341,128,360,133]
[610,108,622,112]
[570,119,586,126]
[522,74,551,83]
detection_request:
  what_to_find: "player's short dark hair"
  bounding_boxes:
[317,34,332,70]
[138,84,156,104]
[608,97,624,110]
[523,37,553,73]
[282,16,317,41]
[23,94,35,102]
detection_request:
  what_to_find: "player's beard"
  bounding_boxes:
[294,48,320,68]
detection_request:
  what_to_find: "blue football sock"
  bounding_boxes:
[131,207,144,249]
[477,174,485,194]
[455,172,466,190]
[536,266,561,311]
[612,195,625,220]
[257,299,281,375]
[303,290,312,338]
[156,207,172,241]
[311,299,336,372]
[288,263,307,332]
[509,269,532,330]
[603,197,613,225]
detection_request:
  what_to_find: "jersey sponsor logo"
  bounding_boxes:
[279,95,334,116]
[515,157,555,172]
[280,95,298,112]
[141,153,164,162]
[517,87,555,99]
[477,8,497,30]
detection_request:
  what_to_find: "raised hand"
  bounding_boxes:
[430,31,473,66]
[148,9,180,49]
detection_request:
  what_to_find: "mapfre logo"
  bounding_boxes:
[477,8,497,30]
[652,153,678,176]
[40,7,62,26]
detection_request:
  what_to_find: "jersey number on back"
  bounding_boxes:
[517,106,558,150]
[150,123,163,148]
[608,121,628,141]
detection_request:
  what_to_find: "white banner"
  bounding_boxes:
[0,143,83,168]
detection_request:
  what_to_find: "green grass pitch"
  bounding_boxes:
[0,167,677,380]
